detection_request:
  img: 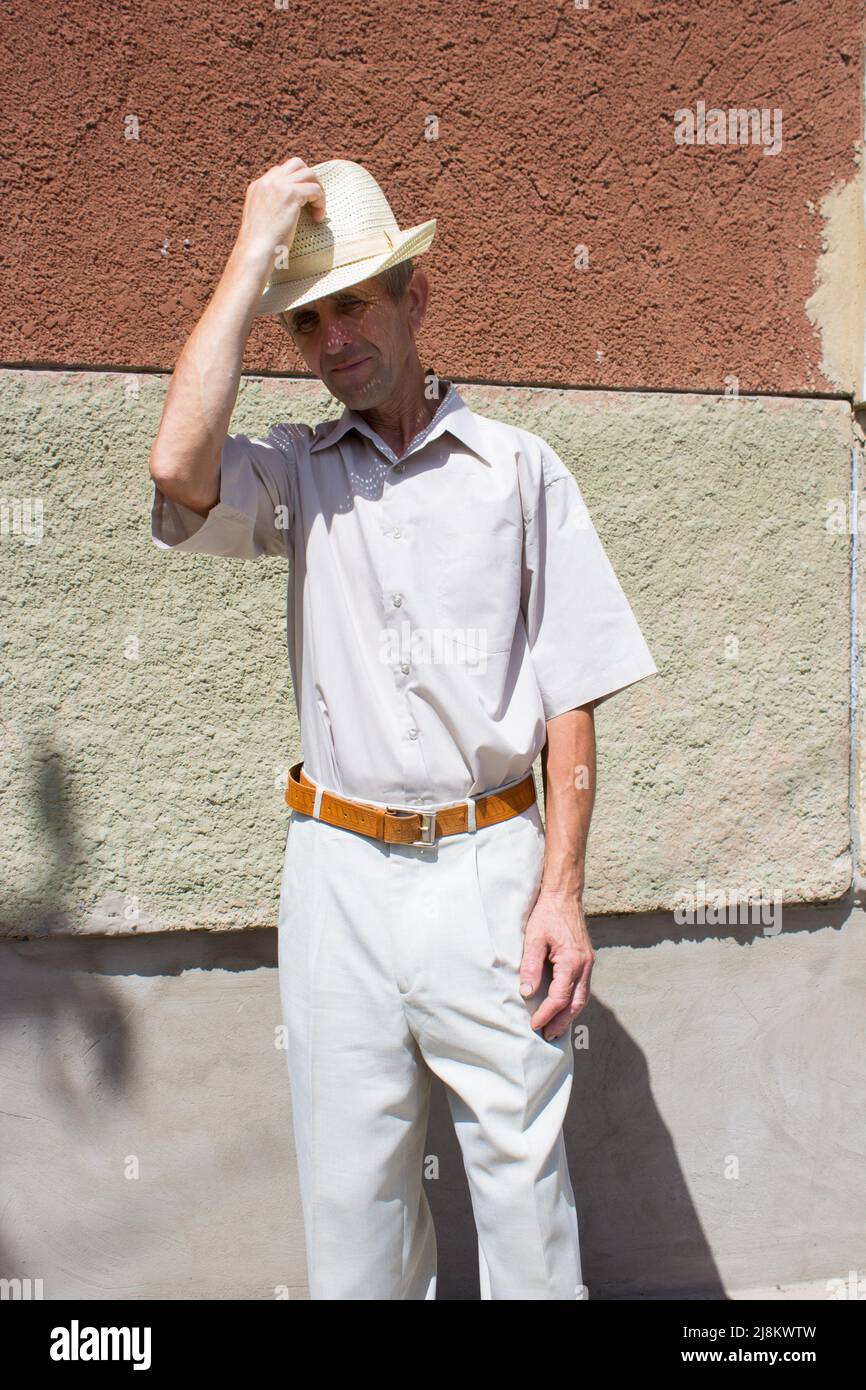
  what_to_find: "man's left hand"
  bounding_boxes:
[519,891,595,1040]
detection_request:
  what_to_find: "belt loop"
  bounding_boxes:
[466,795,477,834]
[313,785,324,820]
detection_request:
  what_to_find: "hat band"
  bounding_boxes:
[272,228,398,284]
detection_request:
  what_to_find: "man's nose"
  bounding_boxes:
[320,317,354,352]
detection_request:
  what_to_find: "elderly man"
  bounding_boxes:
[148,157,656,1301]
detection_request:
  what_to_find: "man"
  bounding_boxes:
[149,157,657,1300]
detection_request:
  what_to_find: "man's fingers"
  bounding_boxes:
[529,957,579,1031]
[543,985,589,1038]
[289,178,326,219]
[271,160,327,220]
[519,939,548,998]
[542,1004,576,1039]
[530,989,574,1033]
[537,961,595,1040]
[529,951,594,1031]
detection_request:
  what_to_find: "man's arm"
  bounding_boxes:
[539,702,596,896]
[148,157,325,518]
[515,441,657,1038]
[519,702,597,1040]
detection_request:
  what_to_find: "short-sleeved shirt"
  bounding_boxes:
[150,378,657,807]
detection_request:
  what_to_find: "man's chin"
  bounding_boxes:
[327,362,378,401]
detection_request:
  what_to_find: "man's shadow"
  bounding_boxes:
[426,990,725,1300]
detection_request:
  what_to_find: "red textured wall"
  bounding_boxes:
[2,0,862,393]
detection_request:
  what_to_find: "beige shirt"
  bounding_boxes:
[150,379,657,807]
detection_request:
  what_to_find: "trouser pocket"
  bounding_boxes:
[472,808,545,972]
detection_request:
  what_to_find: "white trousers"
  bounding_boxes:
[276,778,585,1300]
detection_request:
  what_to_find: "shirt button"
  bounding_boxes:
[400,661,410,674]
[393,528,402,539]
[393,593,403,606]
[408,728,418,739]
[395,463,405,473]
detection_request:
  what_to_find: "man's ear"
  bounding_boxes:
[405,270,430,340]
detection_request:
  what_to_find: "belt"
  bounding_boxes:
[284,760,537,847]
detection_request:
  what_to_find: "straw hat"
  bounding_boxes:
[254,158,437,318]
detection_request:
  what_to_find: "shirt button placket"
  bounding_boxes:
[381,455,425,790]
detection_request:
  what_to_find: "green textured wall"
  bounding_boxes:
[0,372,854,932]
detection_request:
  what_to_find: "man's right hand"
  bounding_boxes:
[235,156,327,273]
[149,158,326,517]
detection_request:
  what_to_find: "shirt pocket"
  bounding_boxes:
[433,517,522,654]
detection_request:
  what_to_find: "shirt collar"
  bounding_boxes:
[309,379,497,468]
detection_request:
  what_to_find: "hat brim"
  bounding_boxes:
[254,218,437,319]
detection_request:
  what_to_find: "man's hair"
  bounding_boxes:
[376,257,415,301]
[279,258,416,333]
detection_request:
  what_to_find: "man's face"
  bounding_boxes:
[281,269,428,406]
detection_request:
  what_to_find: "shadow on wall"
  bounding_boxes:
[1,740,87,936]
[567,995,726,1301]
[426,994,725,1301]
[5,747,847,1297]
[0,929,722,1298]
[0,746,717,1299]
[5,745,817,1295]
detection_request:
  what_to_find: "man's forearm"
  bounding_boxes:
[148,235,273,514]
[539,703,596,897]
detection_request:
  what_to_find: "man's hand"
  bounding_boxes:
[236,156,327,272]
[519,890,595,1040]
[148,156,327,513]
[523,702,598,1041]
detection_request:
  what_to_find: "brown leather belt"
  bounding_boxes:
[284,760,536,847]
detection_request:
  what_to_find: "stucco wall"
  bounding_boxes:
[2,1,863,396]
[0,372,856,932]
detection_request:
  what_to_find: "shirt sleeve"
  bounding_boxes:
[519,439,657,718]
[150,426,297,559]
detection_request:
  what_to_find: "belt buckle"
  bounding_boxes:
[412,810,437,847]
[386,806,438,847]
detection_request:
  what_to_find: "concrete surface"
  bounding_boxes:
[1,892,862,1300]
